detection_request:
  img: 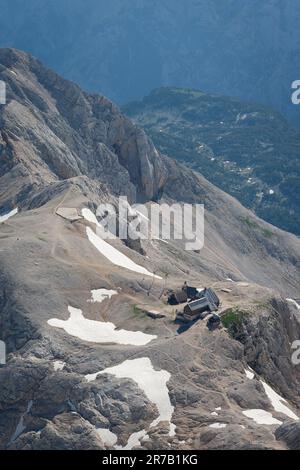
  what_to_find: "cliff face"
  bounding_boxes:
[0,48,167,204]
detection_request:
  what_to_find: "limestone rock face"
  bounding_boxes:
[276,422,300,450]
[0,48,167,205]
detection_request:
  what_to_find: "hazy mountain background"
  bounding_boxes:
[124,87,300,235]
[0,0,300,125]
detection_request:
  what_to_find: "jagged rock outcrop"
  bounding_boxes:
[276,422,300,450]
[221,298,300,408]
[0,48,167,206]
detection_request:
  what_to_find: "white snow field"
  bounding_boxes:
[48,306,156,346]
[286,298,300,310]
[0,207,18,223]
[86,226,162,279]
[242,409,282,426]
[89,288,118,303]
[82,208,102,226]
[53,360,65,371]
[209,423,227,429]
[85,357,175,436]
[244,368,255,380]
[261,380,299,421]
[243,368,298,421]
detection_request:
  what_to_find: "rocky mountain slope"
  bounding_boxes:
[0,49,300,451]
[123,87,300,235]
[1,0,300,124]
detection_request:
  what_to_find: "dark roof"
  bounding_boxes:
[183,288,220,316]
[185,286,199,298]
[204,288,220,308]
[184,298,210,313]
[174,289,188,303]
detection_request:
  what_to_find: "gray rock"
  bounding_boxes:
[276,421,300,450]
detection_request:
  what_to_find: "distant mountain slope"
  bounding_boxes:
[123,87,300,235]
[0,0,300,124]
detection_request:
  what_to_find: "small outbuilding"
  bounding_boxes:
[207,313,221,331]
[168,289,188,305]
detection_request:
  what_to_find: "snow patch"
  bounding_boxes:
[8,401,33,445]
[89,289,118,303]
[169,423,176,437]
[242,409,282,426]
[86,227,161,279]
[209,423,227,429]
[53,361,65,371]
[85,357,174,435]
[48,306,156,346]
[245,368,255,380]
[0,208,18,223]
[261,380,299,421]
[286,298,300,310]
[82,208,101,226]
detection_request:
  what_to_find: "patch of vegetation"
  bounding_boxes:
[131,305,146,318]
[242,216,260,230]
[261,228,274,239]
[241,217,274,239]
[221,308,249,339]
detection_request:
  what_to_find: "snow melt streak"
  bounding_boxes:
[286,298,300,310]
[0,208,18,223]
[261,380,299,421]
[86,226,161,279]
